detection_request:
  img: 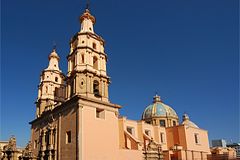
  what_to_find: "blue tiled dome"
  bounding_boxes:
[142,95,178,120]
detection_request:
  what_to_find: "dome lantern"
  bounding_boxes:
[153,94,161,103]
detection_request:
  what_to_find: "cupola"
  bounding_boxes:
[182,114,199,128]
[142,94,179,127]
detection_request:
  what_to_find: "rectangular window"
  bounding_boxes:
[145,130,151,136]
[127,126,135,136]
[160,132,165,143]
[160,120,166,127]
[194,133,199,144]
[96,108,105,119]
[66,131,71,144]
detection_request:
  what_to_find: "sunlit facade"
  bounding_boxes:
[28,8,211,160]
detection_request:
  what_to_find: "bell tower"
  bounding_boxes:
[36,48,65,117]
[66,8,109,102]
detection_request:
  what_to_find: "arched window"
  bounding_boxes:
[93,56,98,70]
[93,80,100,97]
[81,54,85,63]
[55,77,58,82]
[92,42,96,49]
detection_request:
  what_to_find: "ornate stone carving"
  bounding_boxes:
[143,138,164,160]
[3,136,17,152]
[20,141,35,159]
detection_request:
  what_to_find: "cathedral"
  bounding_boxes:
[28,7,210,160]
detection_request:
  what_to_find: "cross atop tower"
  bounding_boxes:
[52,41,57,52]
[86,0,90,10]
[79,2,96,33]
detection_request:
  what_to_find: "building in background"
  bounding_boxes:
[227,143,240,158]
[28,7,211,160]
[208,147,237,160]
[212,139,227,147]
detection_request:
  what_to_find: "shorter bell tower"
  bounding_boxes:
[66,8,110,102]
[36,48,65,117]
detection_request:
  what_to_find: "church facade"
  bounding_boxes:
[29,8,210,160]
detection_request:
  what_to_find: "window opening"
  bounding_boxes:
[160,132,165,143]
[34,140,37,149]
[93,80,100,97]
[66,131,71,144]
[45,86,48,93]
[96,108,105,119]
[92,42,96,49]
[81,54,84,63]
[93,56,98,69]
[160,120,166,127]
[127,127,135,136]
[194,133,199,144]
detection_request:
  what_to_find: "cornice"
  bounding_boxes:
[67,46,107,59]
[30,94,121,125]
[71,32,105,44]
[66,69,110,81]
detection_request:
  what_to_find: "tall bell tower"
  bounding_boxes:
[36,48,65,117]
[66,8,110,102]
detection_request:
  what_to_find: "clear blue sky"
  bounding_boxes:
[1,0,239,147]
